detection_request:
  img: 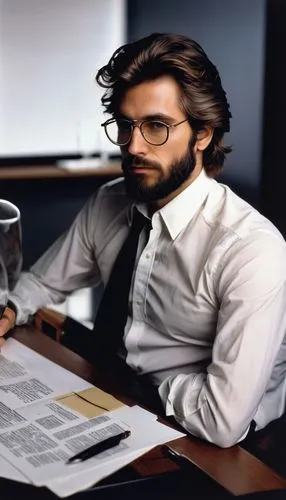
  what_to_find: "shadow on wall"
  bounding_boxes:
[217,173,261,212]
[128,0,266,217]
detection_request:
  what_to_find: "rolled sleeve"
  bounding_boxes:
[159,232,286,447]
[9,192,102,324]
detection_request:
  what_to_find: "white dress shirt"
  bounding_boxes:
[10,169,286,447]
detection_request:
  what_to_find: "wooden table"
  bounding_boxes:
[0,161,122,180]
[8,325,286,498]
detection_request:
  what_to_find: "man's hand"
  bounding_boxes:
[0,306,16,347]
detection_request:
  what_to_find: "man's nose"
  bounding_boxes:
[127,125,148,156]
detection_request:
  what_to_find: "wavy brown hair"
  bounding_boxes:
[96,33,232,176]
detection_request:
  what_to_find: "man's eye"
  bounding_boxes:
[148,121,166,130]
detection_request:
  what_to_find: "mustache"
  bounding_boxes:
[122,156,160,171]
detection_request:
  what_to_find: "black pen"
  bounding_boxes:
[66,430,131,464]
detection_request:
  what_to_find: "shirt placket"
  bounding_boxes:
[125,214,161,362]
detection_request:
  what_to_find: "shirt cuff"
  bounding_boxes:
[7,296,28,325]
[158,374,189,417]
[7,300,17,318]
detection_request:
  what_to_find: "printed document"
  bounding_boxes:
[0,338,92,409]
[0,338,185,496]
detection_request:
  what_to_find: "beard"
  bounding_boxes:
[121,138,196,203]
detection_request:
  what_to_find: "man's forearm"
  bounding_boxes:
[9,271,67,324]
[158,372,253,448]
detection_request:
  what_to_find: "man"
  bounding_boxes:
[1,33,286,448]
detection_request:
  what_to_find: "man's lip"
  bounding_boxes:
[127,166,154,175]
[127,164,154,171]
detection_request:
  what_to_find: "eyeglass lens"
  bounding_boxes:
[105,120,168,146]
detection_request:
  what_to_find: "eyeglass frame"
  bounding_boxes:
[101,117,189,147]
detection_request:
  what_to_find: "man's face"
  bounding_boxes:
[119,75,202,205]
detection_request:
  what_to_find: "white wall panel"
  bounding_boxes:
[0,0,126,156]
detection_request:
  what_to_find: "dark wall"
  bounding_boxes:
[261,0,286,236]
[0,175,114,269]
[128,0,266,208]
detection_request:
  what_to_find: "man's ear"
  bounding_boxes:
[194,126,214,152]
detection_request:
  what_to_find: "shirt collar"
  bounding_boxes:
[128,169,213,238]
[128,203,149,227]
[158,169,213,240]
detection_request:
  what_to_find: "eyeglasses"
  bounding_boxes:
[101,117,189,146]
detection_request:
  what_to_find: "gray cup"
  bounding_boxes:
[0,200,22,316]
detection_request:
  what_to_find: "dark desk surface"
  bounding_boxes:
[9,325,286,497]
[0,162,122,180]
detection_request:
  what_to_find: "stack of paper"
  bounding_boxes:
[0,339,185,497]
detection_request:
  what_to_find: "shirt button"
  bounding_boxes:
[145,253,150,259]
[136,300,142,306]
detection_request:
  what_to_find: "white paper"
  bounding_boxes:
[0,404,130,485]
[0,455,29,483]
[0,339,92,409]
[0,402,184,489]
[111,405,158,422]
[47,448,152,497]
[0,340,186,497]
[0,338,93,485]
[47,406,185,497]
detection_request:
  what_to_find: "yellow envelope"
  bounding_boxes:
[57,386,126,418]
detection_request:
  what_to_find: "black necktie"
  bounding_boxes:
[93,209,151,360]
